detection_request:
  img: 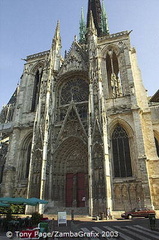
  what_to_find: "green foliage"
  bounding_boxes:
[0,207,8,214]
[31,212,43,226]
[10,204,25,214]
[0,204,25,214]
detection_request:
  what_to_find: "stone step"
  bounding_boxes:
[44,206,89,215]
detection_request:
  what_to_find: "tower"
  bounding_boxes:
[0,0,159,216]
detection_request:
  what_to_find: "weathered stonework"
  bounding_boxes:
[0,0,159,216]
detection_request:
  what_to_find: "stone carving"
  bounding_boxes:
[59,42,88,75]
[52,136,88,205]
[113,182,144,211]
[60,78,89,105]
[111,73,122,97]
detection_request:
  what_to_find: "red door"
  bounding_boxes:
[66,173,73,207]
[77,173,85,207]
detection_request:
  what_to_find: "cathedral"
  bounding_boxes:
[0,0,159,217]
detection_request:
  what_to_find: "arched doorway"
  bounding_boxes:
[52,137,88,208]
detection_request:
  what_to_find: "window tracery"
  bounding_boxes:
[112,125,132,178]
[76,104,88,120]
[58,78,89,129]
[19,135,32,181]
[60,79,89,105]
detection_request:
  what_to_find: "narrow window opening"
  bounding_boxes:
[31,69,42,112]
[0,165,4,184]
[25,142,32,179]
[112,125,132,178]
[155,137,159,157]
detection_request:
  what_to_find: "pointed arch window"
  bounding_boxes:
[25,142,32,179]
[155,137,159,157]
[31,69,42,112]
[0,164,4,184]
[19,135,32,180]
[112,125,132,178]
[106,50,122,98]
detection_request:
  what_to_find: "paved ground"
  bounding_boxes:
[0,217,159,239]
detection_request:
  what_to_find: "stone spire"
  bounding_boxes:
[50,20,62,71]
[52,20,61,47]
[101,0,109,34]
[88,10,97,35]
[79,8,86,43]
[87,0,102,36]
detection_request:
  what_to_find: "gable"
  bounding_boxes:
[58,41,88,76]
[56,104,87,147]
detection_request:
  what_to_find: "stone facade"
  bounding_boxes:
[0,0,159,216]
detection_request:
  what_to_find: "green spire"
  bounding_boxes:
[101,0,109,35]
[79,8,86,43]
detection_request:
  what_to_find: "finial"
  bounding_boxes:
[88,10,96,34]
[81,7,85,22]
[101,0,109,35]
[79,7,86,43]
[52,20,61,45]
[74,35,78,42]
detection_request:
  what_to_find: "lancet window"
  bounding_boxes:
[0,136,7,183]
[19,135,32,180]
[31,68,43,112]
[112,125,132,178]
[25,142,32,179]
[106,49,122,98]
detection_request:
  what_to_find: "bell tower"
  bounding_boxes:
[85,0,157,215]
